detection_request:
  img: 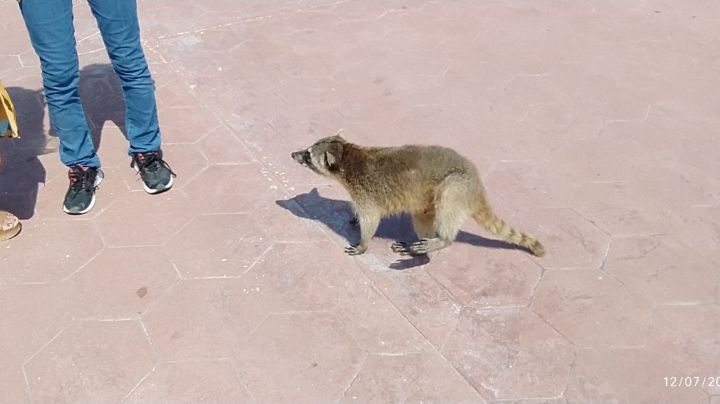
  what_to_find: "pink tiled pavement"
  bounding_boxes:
[1,0,719,403]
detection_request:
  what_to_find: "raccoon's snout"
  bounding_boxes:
[291,150,311,166]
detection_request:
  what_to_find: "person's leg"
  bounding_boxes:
[88,0,174,193]
[87,0,160,154]
[19,0,100,168]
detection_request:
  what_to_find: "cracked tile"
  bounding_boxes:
[572,182,671,236]
[604,235,719,305]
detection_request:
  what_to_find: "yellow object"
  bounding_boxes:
[1,80,19,138]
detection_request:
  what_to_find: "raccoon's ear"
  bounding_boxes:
[333,128,347,143]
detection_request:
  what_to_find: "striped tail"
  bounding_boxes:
[473,208,545,257]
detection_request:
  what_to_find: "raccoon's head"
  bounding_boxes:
[291,130,346,177]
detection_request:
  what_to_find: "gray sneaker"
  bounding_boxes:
[130,150,176,194]
[63,165,103,215]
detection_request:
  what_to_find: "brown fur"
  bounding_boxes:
[291,131,545,257]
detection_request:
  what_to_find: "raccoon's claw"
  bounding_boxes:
[344,244,366,255]
[392,239,431,255]
[391,241,410,254]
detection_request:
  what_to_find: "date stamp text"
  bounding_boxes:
[664,376,720,388]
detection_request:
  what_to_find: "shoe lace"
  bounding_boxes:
[135,152,176,177]
[68,167,96,193]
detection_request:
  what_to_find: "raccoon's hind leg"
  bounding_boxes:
[393,175,472,255]
[411,211,436,239]
[391,210,435,254]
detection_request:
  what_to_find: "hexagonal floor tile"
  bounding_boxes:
[24,320,154,403]
[0,365,28,404]
[334,280,432,355]
[142,278,268,360]
[95,190,191,247]
[532,270,653,348]
[546,130,644,184]
[632,162,720,207]
[340,352,484,403]
[199,126,253,165]
[157,106,220,145]
[164,213,271,278]
[668,205,720,262]
[65,246,179,319]
[604,235,718,305]
[429,242,542,309]
[363,269,462,349]
[182,163,278,214]
[647,305,720,395]
[234,312,365,404]
[484,160,577,210]
[124,360,253,403]
[572,182,671,236]
[0,220,104,284]
[0,283,74,365]
[244,241,364,313]
[512,207,610,271]
[156,77,200,109]
[565,347,708,403]
[442,308,574,400]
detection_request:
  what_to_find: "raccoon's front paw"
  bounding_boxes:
[344,244,367,255]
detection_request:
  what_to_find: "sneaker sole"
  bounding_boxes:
[63,169,104,215]
[132,163,174,194]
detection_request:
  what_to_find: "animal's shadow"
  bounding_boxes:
[276,188,523,270]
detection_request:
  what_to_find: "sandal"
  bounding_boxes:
[0,210,21,241]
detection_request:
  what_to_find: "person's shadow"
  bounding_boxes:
[276,188,523,270]
[0,63,125,219]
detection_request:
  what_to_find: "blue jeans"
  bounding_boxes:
[20,0,161,168]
